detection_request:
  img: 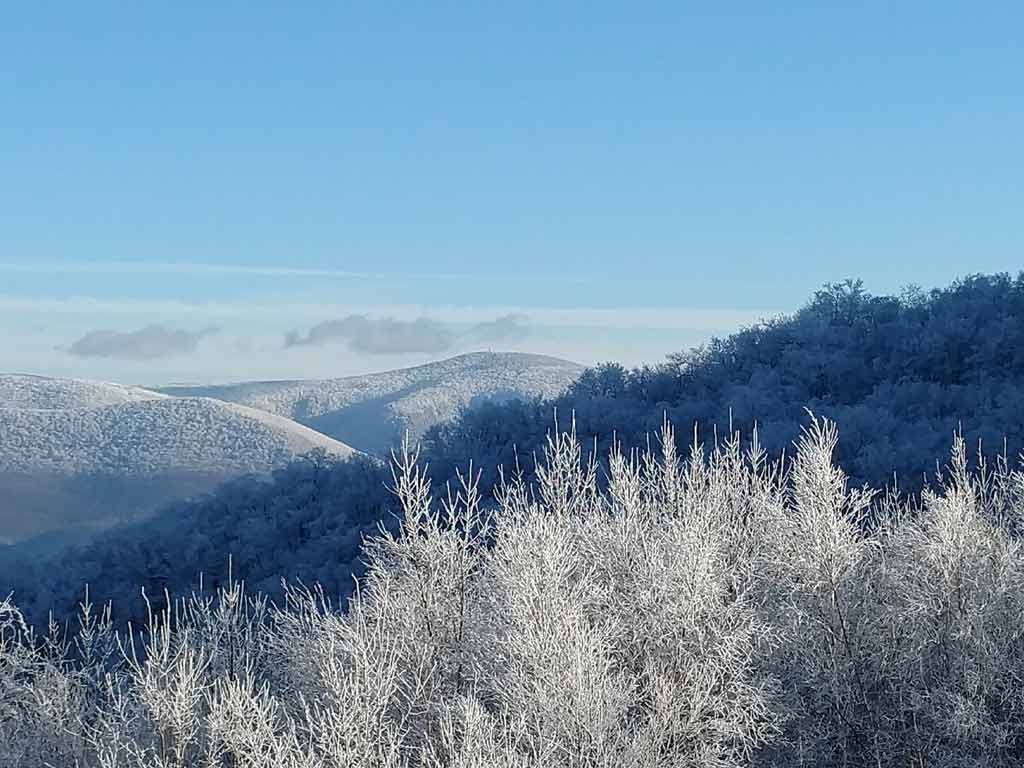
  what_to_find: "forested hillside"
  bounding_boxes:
[427,273,1024,497]
[1,453,393,628]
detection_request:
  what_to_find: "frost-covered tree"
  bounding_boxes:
[426,271,1024,502]
[6,416,1024,766]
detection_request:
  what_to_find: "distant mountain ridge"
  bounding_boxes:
[0,352,582,545]
[157,351,584,454]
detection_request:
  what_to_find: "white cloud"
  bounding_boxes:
[67,325,218,360]
[285,316,455,354]
[466,313,531,343]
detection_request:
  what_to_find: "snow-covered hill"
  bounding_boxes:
[0,397,354,476]
[0,380,355,544]
[158,352,584,454]
[0,374,167,410]
[0,353,578,545]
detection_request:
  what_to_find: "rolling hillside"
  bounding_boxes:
[0,381,354,544]
[158,351,583,454]
[0,374,167,410]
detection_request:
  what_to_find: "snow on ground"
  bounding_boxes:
[158,351,584,454]
[0,397,353,476]
[0,374,167,410]
[0,352,577,543]
[0,378,356,544]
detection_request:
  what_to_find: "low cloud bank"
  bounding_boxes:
[67,325,217,360]
[285,313,532,355]
[465,313,531,343]
[285,316,454,355]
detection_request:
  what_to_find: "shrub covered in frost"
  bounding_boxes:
[5,416,1024,767]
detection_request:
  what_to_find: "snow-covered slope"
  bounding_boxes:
[0,397,354,476]
[0,378,355,545]
[159,352,584,454]
[0,374,167,410]
[0,353,578,545]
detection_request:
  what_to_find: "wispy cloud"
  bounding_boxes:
[0,261,400,280]
[284,316,454,355]
[283,312,538,355]
[66,325,218,360]
[0,295,781,330]
[0,260,587,284]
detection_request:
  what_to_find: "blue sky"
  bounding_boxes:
[2,2,1021,383]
